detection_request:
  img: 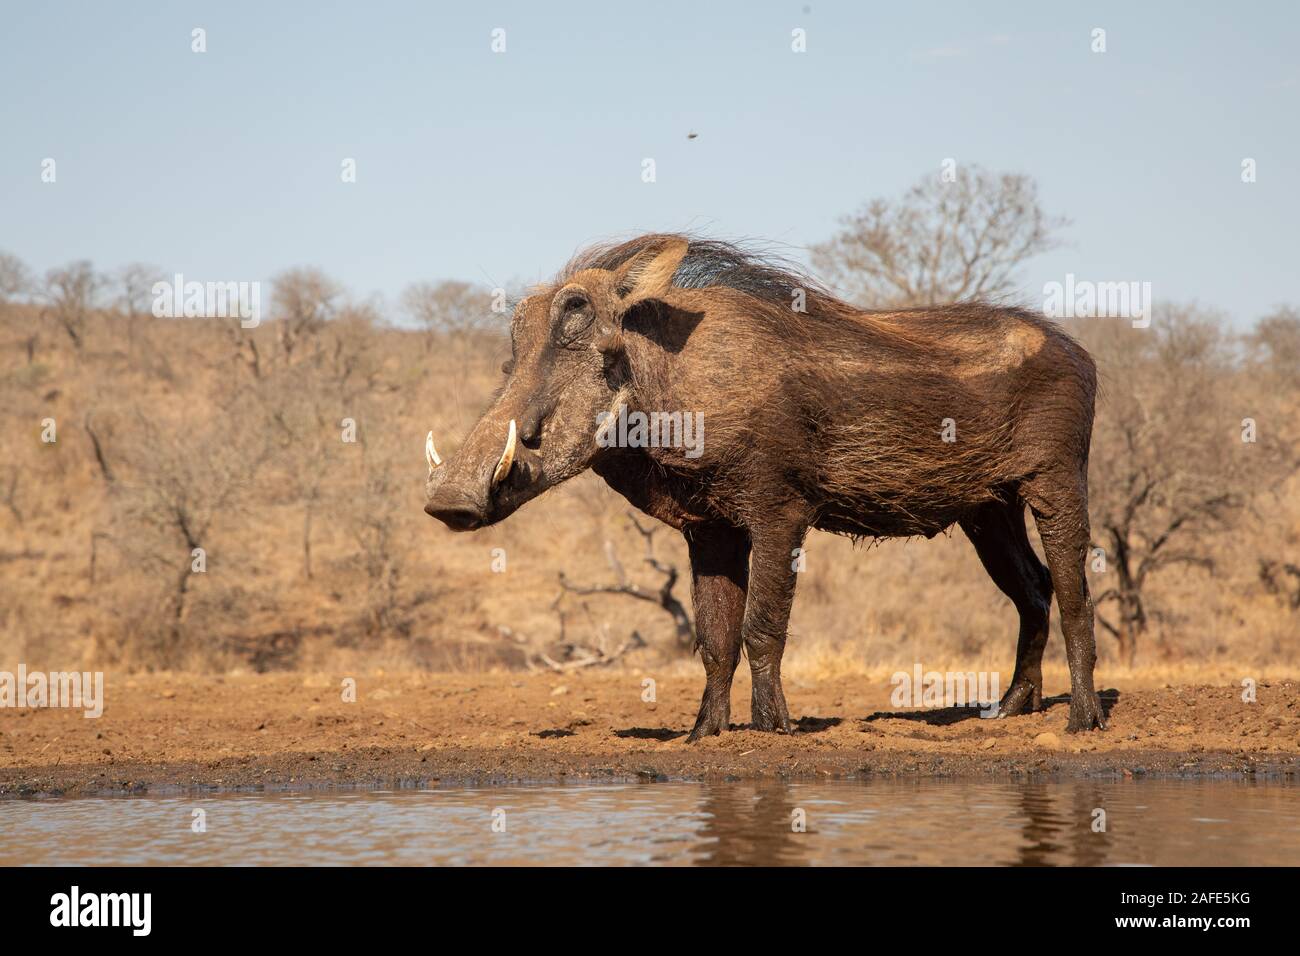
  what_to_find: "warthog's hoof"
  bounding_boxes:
[749,715,792,734]
[686,700,729,743]
[1066,690,1107,732]
[996,680,1043,718]
[749,690,792,734]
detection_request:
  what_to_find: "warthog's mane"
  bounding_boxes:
[561,234,847,316]
[557,233,1056,345]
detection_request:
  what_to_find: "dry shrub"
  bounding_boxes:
[0,264,1295,678]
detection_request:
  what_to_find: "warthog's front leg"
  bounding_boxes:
[684,523,750,742]
[741,515,809,734]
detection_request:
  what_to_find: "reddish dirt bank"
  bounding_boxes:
[1,673,1297,797]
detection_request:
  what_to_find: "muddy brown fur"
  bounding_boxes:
[425,234,1106,739]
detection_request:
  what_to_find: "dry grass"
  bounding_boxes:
[1,300,1297,680]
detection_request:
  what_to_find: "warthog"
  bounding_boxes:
[425,235,1106,738]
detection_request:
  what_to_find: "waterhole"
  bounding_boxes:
[2,779,1296,866]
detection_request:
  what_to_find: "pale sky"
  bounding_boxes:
[2,1,1296,325]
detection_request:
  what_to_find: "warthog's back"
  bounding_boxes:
[797,304,1096,538]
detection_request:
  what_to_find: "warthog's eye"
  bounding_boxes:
[553,293,593,348]
[501,358,515,375]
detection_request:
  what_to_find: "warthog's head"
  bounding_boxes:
[424,237,688,531]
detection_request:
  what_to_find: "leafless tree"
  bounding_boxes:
[322,302,388,403]
[260,369,335,581]
[0,251,32,304]
[0,252,39,364]
[271,267,341,364]
[811,166,1067,308]
[1081,306,1294,664]
[1248,305,1300,382]
[42,261,99,352]
[108,399,273,665]
[113,262,165,352]
[401,279,490,348]
[341,432,409,638]
[558,513,695,651]
[114,263,164,319]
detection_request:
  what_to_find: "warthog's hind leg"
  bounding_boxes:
[959,498,1053,718]
[1025,477,1107,732]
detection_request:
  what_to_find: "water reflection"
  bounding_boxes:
[0,779,1296,866]
[697,782,805,866]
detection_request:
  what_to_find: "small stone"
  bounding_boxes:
[980,738,997,750]
[1033,731,1061,750]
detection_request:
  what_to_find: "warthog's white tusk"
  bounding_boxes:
[492,419,517,488]
[425,431,442,469]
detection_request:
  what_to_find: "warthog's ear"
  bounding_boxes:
[595,238,688,356]
[612,237,689,306]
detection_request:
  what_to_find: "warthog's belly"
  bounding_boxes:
[813,507,958,541]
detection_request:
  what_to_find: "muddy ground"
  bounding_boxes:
[1,672,1297,797]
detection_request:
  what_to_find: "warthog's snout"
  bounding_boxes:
[423,496,485,531]
[423,420,518,532]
